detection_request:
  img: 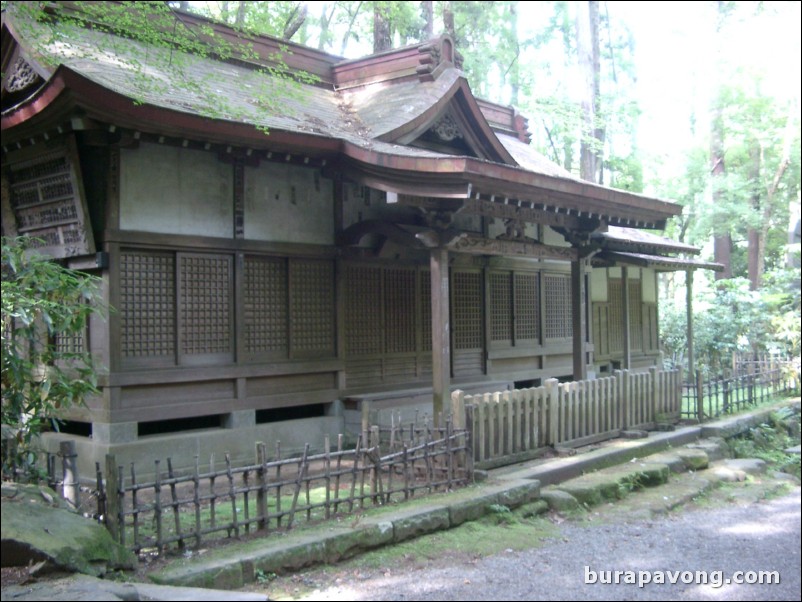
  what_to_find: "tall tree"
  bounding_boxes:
[711,0,733,279]
[373,1,392,52]
[576,0,601,183]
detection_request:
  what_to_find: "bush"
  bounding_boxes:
[1,237,105,477]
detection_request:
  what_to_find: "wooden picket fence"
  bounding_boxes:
[97,425,470,554]
[454,367,682,467]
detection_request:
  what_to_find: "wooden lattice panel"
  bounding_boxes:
[629,280,643,351]
[289,259,335,355]
[490,272,512,343]
[514,273,540,342]
[544,274,572,339]
[420,269,432,352]
[384,268,416,354]
[345,265,383,356]
[120,251,176,359]
[179,254,232,355]
[608,279,624,353]
[55,329,86,354]
[243,256,288,355]
[644,304,658,351]
[453,271,483,350]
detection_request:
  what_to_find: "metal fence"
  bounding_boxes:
[681,359,799,421]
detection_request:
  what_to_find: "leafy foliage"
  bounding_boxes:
[1,237,105,476]
[660,270,800,375]
[729,410,801,479]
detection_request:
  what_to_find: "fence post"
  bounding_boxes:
[721,370,731,414]
[695,370,704,422]
[649,366,659,422]
[464,404,475,479]
[104,454,120,543]
[59,440,79,510]
[545,378,559,446]
[361,400,372,447]
[614,370,628,430]
[256,442,268,530]
[451,389,466,430]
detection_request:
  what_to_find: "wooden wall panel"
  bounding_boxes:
[544,273,572,340]
[243,256,288,356]
[120,250,176,366]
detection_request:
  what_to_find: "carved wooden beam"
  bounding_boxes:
[445,233,578,261]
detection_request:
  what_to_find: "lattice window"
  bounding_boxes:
[179,255,232,355]
[544,274,572,340]
[629,280,643,351]
[243,256,288,355]
[514,273,540,342]
[453,271,483,349]
[490,272,512,343]
[289,259,335,356]
[54,329,86,355]
[384,268,416,353]
[120,251,176,360]
[420,269,432,352]
[608,279,624,353]
[345,265,382,356]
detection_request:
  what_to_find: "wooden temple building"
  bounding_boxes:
[1,5,717,473]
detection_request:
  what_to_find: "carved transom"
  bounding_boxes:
[498,219,533,242]
[5,57,40,93]
[431,113,463,142]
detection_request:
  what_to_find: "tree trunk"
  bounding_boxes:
[711,116,732,279]
[283,3,308,40]
[339,1,365,55]
[711,0,732,280]
[318,4,335,50]
[421,0,434,39]
[374,2,393,53]
[576,1,601,183]
[508,2,520,106]
[443,1,455,39]
[747,142,762,290]
[235,1,247,27]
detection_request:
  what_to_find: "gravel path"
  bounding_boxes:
[290,487,801,601]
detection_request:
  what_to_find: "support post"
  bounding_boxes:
[686,269,695,381]
[60,440,79,510]
[696,369,704,422]
[622,266,631,370]
[649,366,659,421]
[572,258,588,380]
[431,248,451,426]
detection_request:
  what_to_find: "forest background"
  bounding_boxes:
[7,0,802,372]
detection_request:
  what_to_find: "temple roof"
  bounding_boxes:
[2,4,684,231]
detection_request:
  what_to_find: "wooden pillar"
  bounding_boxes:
[622,266,631,370]
[572,258,588,381]
[431,248,451,426]
[686,268,695,381]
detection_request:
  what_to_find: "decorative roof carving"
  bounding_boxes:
[5,57,40,93]
[416,35,463,82]
[431,113,463,142]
